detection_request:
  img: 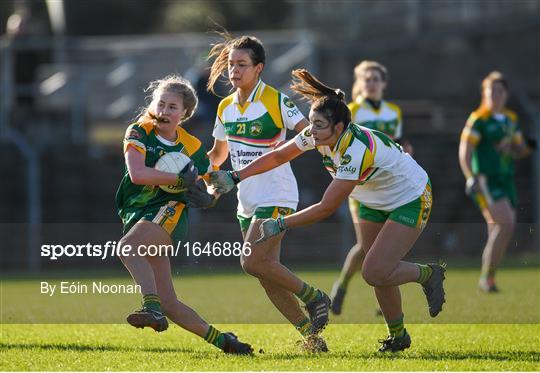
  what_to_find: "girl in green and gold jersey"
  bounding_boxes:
[459,71,532,293]
[116,75,252,354]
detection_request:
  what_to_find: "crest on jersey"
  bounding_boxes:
[250,121,262,136]
[277,207,290,216]
[340,154,352,165]
[322,155,336,172]
[283,97,295,109]
[165,206,176,217]
[127,129,142,140]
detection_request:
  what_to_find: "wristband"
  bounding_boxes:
[277,216,288,232]
[229,170,242,185]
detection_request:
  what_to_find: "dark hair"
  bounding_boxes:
[291,69,351,127]
[207,32,266,94]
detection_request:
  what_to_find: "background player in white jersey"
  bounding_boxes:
[206,33,330,351]
[331,61,412,315]
[210,69,446,352]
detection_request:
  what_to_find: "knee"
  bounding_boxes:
[501,216,516,232]
[116,233,142,262]
[494,216,516,235]
[241,256,264,278]
[350,243,363,255]
[118,237,128,256]
[361,264,388,287]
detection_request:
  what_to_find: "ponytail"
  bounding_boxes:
[291,69,351,127]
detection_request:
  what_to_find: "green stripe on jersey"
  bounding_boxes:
[360,118,399,137]
[223,112,281,141]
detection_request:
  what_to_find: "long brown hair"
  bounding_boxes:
[351,60,388,102]
[207,32,266,95]
[136,75,198,126]
[291,69,351,127]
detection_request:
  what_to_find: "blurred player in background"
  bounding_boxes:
[206,33,330,352]
[459,71,532,293]
[210,69,447,352]
[331,60,413,315]
[116,75,252,354]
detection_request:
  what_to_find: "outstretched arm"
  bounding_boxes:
[239,139,304,180]
[285,178,358,228]
[256,178,357,243]
[209,139,305,193]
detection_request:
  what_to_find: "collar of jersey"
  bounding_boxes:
[486,109,509,122]
[356,96,384,114]
[154,126,182,146]
[478,108,507,119]
[331,122,351,154]
[233,80,265,113]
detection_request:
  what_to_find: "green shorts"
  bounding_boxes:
[120,201,188,244]
[352,181,432,229]
[237,206,296,232]
[470,175,517,209]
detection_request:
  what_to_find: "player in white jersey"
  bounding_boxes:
[331,61,413,315]
[210,69,446,352]
[206,33,330,352]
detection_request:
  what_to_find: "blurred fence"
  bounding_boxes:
[1,2,539,271]
[0,30,317,142]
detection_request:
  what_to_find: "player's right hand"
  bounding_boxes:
[176,161,198,190]
[209,170,240,194]
[465,175,481,196]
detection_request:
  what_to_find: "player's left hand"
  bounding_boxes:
[209,170,240,194]
[185,179,217,209]
[255,217,288,243]
[177,161,198,190]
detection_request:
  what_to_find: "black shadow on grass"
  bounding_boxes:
[3,343,539,363]
[408,350,540,362]
[0,342,194,354]
[266,350,540,362]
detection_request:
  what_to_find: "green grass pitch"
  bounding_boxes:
[1,266,539,371]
